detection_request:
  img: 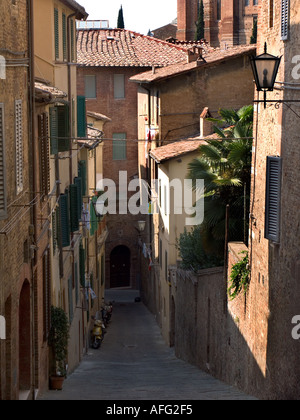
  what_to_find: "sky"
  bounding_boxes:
[79,0,177,35]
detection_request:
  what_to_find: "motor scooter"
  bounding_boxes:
[91,319,105,349]
[101,300,113,326]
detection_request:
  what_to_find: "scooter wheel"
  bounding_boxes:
[92,339,102,349]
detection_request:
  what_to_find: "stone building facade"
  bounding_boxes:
[76,27,191,290]
[177,0,259,46]
[0,0,33,400]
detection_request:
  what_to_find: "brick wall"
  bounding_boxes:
[77,66,149,289]
[0,0,33,400]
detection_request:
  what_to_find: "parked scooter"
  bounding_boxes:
[91,319,105,349]
[101,300,113,327]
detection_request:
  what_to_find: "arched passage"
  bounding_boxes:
[110,245,131,288]
[19,280,31,392]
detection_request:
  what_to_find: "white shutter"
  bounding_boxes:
[281,0,290,41]
[0,103,7,219]
[15,99,23,195]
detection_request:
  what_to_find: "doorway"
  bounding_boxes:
[110,246,131,288]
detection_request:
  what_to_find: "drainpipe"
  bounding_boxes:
[27,0,36,401]
[67,13,76,307]
[67,13,76,187]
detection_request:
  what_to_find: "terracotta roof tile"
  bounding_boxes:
[77,29,189,67]
[149,133,218,163]
[130,45,256,83]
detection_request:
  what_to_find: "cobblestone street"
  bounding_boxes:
[39,290,256,401]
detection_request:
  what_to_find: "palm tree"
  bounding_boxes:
[187,105,253,256]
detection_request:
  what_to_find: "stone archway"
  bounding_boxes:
[19,280,31,393]
[110,245,131,288]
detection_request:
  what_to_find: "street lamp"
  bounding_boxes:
[137,220,146,233]
[250,43,281,108]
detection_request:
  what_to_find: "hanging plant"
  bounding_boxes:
[228,251,250,300]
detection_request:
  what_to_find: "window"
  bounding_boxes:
[114,74,125,99]
[54,8,59,60]
[52,207,60,254]
[78,160,87,196]
[38,113,50,196]
[269,0,274,28]
[113,133,126,160]
[85,75,97,99]
[245,0,250,6]
[281,0,290,40]
[70,183,80,232]
[77,96,87,138]
[253,0,258,5]
[79,240,86,287]
[217,0,221,20]
[15,99,23,195]
[49,105,70,154]
[0,103,7,219]
[71,19,75,62]
[62,13,67,61]
[265,156,282,243]
[59,191,70,248]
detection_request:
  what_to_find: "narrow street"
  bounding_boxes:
[39,290,256,401]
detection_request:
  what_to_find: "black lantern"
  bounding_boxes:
[250,43,281,108]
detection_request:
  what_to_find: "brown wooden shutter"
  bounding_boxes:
[15,99,23,195]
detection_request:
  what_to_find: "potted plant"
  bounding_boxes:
[48,306,70,390]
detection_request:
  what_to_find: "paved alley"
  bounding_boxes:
[39,290,256,401]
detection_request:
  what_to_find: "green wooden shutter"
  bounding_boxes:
[77,96,87,138]
[90,196,98,237]
[74,177,83,219]
[54,8,59,60]
[78,160,87,196]
[75,262,79,304]
[57,105,70,152]
[79,241,86,287]
[70,183,79,232]
[60,192,70,247]
[62,13,67,61]
[71,18,75,62]
[50,107,58,155]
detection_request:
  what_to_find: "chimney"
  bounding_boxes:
[200,107,213,138]
[187,46,203,63]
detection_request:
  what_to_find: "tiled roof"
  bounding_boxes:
[87,111,111,122]
[130,44,256,83]
[77,29,189,67]
[35,81,67,103]
[149,133,218,163]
